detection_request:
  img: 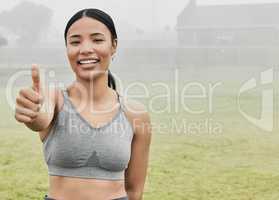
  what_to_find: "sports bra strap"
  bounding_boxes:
[115,90,123,110]
[62,89,124,110]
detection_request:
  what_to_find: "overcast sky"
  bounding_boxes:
[1,0,279,31]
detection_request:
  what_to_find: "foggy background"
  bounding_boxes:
[1,0,279,86]
[2,1,279,199]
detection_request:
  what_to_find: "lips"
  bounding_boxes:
[77,58,100,65]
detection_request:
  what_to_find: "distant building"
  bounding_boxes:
[176,0,279,67]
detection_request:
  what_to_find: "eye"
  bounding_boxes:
[70,41,80,45]
[93,39,104,42]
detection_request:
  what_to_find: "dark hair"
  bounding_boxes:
[64,8,117,90]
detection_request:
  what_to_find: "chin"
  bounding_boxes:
[76,71,105,82]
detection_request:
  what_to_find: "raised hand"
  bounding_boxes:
[15,64,44,123]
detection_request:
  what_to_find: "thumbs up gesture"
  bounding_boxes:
[15,64,44,123]
[31,64,41,93]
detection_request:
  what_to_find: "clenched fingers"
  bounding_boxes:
[19,88,43,104]
[16,95,41,112]
[15,106,38,118]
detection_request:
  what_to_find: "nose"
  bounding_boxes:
[79,41,94,55]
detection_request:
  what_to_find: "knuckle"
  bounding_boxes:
[20,88,30,96]
[15,114,23,123]
[36,105,41,112]
[30,111,38,118]
[15,106,20,113]
[16,97,21,104]
[35,97,41,103]
[19,89,25,96]
[33,95,41,103]
[30,105,37,112]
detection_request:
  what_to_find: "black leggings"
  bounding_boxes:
[44,194,128,200]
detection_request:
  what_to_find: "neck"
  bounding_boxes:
[72,74,112,104]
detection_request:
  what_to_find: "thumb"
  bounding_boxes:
[31,64,41,93]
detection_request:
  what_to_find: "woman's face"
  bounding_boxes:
[66,17,117,81]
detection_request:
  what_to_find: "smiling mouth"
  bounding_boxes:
[77,58,100,65]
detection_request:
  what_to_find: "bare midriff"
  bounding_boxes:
[47,175,127,200]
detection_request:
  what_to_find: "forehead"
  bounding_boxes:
[67,17,111,38]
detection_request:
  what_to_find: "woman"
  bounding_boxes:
[14,8,152,200]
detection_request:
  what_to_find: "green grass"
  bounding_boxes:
[1,79,279,200]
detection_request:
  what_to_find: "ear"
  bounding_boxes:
[111,39,117,55]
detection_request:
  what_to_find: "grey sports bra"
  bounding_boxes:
[42,89,134,180]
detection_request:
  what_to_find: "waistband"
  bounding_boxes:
[47,165,125,180]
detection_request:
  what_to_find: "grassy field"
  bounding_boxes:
[0,79,279,200]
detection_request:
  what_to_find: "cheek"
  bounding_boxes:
[66,49,79,72]
[97,44,113,59]
[67,48,77,62]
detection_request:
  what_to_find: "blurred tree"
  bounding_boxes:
[0,35,8,46]
[0,1,53,46]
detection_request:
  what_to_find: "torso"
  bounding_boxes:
[41,87,135,200]
[48,176,126,200]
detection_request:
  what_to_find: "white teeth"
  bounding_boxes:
[79,59,99,64]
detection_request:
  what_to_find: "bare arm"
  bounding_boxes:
[124,102,152,200]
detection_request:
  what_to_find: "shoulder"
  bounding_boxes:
[120,96,152,136]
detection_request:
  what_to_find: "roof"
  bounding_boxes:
[177,1,279,28]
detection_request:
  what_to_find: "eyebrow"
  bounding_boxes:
[69,33,105,39]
